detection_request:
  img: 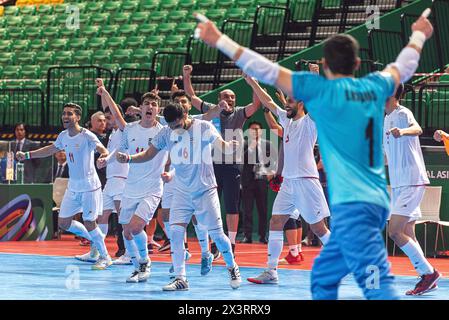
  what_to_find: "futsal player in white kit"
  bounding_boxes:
[118,103,242,291]
[384,84,440,295]
[16,103,112,269]
[244,75,331,284]
[99,85,169,283]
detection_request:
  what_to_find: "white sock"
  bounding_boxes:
[289,245,299,257]
[297,243,302,252]
[171,225,187,279]
[133,230,149,263]
[318,231,330,245]
[209,228,235,268]
[267,230,284,269]
[99,223,108,237]
[123,233,140,269]
[400,239,434,275]
[67,221,92,241]
[228,231,237,244]
[194,223,210,257]
[164,222,171,240]
[89,227,108,258]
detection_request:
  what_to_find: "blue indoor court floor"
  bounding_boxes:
[0,253,448,300]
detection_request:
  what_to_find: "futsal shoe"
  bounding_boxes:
[406,269,441,296]
[113,254,132,265]
[211,242,221,261]
[75,247,99,263]
[200,253,214,276]
[228,264,242,289]
[158,240,171,252]
[162,278,189,291]
[247,270,279,284]
[137,260,151,282]
[92,255,113,270]
[279,252,304,265]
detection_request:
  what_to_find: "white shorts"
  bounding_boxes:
[169,188,223,230]
[389,185,426,221]
[161,181,175,209]
[103,177,127,211]
[272,178,330,224]
[59,188,103,222]
[119,194,161,225]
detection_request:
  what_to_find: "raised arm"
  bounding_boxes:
[96,78,127,130]
[382,10,433,87]
[183,65,203,111]
[243,91,261,118]
[16,144,59,161]
[243,75,282,115]
[116,144,160,164]
[264,109,283,137]
[196,17,293,97]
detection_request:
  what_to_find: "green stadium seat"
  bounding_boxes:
[140,62,153,69]
[4,5,20,16]
[72,50,94,64]
[59,27,79,38]
[48,38,68,51]
[38,26,59,41]
[145,35,165,49]
[121,1,139,12]
[0,28,6,38]
[78,14,91,26]
[258,0,277,5]
[22,16,40,27]
[16,52,36,65]
[147,10,168,23]
[102,63,121,72]
[216,0,235,9]
[0,40,12,51]
[108,36,127,50]
[136,23,158,37]
[159,0,179,10]
[20,5,37,15]
[101,24,120,37]
[7,27,24,39]
[122,63,141,69]
[90,13,111,25]
[226,7,246,19]
[196,0,216,9]
[0,17,5,28]
[36,4,54,15]
[125,36,146,49]
[175,22,196,35]
[205,8,226,23]
[39,15,57,26]
[54,51,74,65]
[0,52,16,64]
[55,14,70,26]
[21,65,41,79]
[235,0,254,8]
[178,0,195,10]
[2,66,22,79]
[246,7,257,19]
[92,49,113,65]
[29,39,48,51]
[6,16,23,27]
[166,9,188,22]
[117,24,139,36]
[23,79,45,91]
[81,25,100,37]
[173,46,188,53]
[129,11,149,24]
[24,26,43,39]
[86,2,105,13]
[112,49,133,64]
[54,3,70,14]
[67,38,88,50]
[157,23,177,35]
[12,39,31,51]
[87,37,107,50]
[164,35,186,48]
[3,80,24,89]
[140,0,160,11]
[132,48,154,64]
[103,1,122,13]
[35,51,55,66]
[110,12,132,24]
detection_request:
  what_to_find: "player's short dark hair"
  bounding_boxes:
[394,83,405,100]
[14,122,28,134]
[171,90,191,102]
[248,121,263,129]
[163,103,186,123]
[323,34,359,75]
[141,92,161,107]
[63,103,82,116]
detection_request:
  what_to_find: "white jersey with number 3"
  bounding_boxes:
[120,121,168,198]
[54,128,101,192]
[383,105,429,188]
